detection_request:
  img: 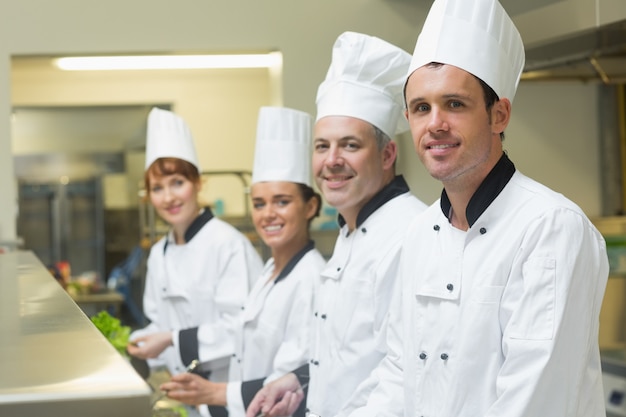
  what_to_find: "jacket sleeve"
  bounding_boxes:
[485,209,608,416]
[177,235,263,366]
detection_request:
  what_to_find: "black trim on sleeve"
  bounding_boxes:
[242,377,266,410]
[179,326,200,367]
[293,363,310,387]
[208,406,229,417]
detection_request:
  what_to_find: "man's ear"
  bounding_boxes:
[492,98,511,135]
[382,140,398,170]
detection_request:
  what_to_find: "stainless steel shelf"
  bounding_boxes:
[0,250,151,417]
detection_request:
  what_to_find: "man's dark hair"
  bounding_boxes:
[475,75,505,141]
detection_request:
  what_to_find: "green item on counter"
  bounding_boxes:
[172,406,188,417]
[153,406,189,417]
[90,310,131,356]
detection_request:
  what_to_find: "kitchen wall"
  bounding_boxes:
[0,0,623,242]
[11,59,274,215]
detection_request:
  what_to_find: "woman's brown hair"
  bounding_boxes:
[296,183,322,227]
[144,158,200,197]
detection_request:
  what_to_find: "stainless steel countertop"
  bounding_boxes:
[0,250,151,416]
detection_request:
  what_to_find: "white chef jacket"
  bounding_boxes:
[131,208,263,382]
[307,176,427,417]
[224,242,326,417]
[350,155,609,417]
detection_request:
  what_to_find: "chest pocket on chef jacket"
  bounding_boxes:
[508,257,556,341]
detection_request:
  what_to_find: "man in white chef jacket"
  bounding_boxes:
[346,1,610,416]
[246,31,428,417]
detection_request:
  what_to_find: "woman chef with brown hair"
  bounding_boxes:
[127,108,264,417]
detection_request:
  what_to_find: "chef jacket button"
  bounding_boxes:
[232,353,236,357]
[446,283,454,291]
[162,288,166,292]
[419,352,427,360]
[361,227,367,233]
[337,267,341,272]
[314,312,318,317]
[312,360,319,366]
[480,227,487,234]
[321,314,327,319]
[433,224,440,231]
[440,353,449,360]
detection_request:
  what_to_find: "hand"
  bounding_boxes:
[245,372,304,417]
[127,331,172,360]
[160,373,227,406]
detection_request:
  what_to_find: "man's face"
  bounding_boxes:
[312,116,395,222]
[404,64,508,189]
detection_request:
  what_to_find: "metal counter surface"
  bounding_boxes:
[0,250,151,417]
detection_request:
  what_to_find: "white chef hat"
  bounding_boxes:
[407,0,525,102]
[251,106,313,186]
[145,107,200,172]
[316,31,411,138]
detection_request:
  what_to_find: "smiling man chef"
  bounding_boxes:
[345,0,610,416]
[246,31,428,417]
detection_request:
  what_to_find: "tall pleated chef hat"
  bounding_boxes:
[316,31,411,138]
[407,0,525,102]
[145,107,200,172]
[251,106,313,186]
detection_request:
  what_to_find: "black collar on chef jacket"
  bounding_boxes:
[274,239,316,284]
[337,175,411,230]
[440,152,516,228]
[163,207,214,254]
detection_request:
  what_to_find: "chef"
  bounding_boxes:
[160,106,327,417]
[127,107,264,417]
[246,32,428,417]
[346,0,610,416]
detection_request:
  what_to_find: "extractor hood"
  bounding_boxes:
[522,18,626,84]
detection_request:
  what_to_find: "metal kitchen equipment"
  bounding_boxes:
[0,250,151,416]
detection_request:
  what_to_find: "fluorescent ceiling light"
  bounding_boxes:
[54,53,281,71]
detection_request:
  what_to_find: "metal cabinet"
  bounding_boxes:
[17,178,106,280]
